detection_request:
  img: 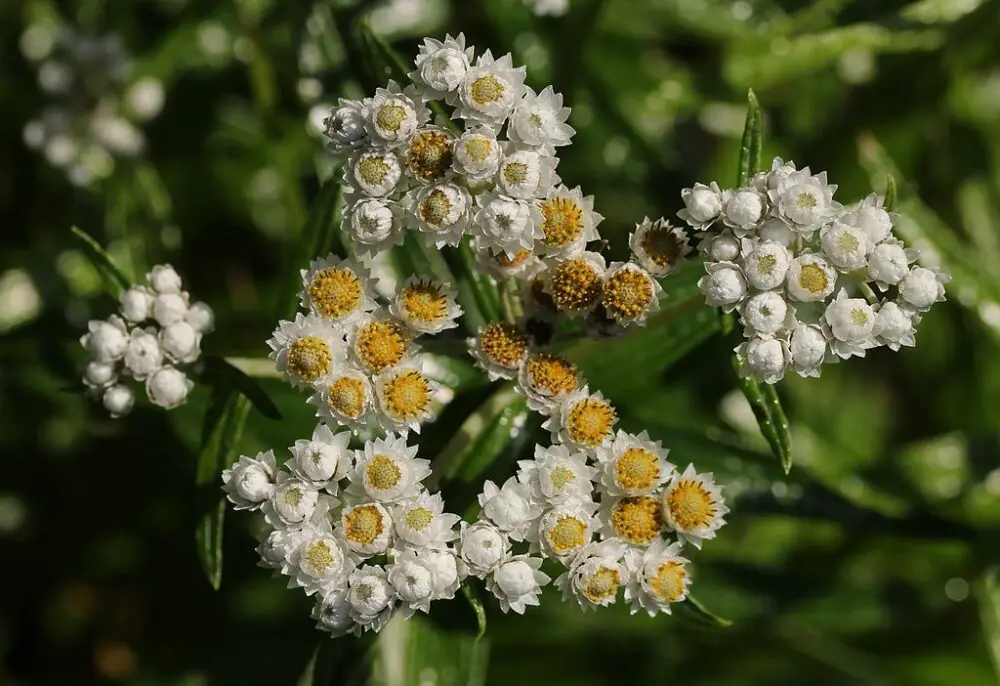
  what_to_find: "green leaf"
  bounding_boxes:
[883,173,897,212]
[736,88,762,187]
[277,179,342,320]
[195,390,251,589]
[677,594,734,629]
[462,583,488,640]
[70,225,132,297]
[198,355,282,420]
[734,356,792,473]
[977,567,1000,681]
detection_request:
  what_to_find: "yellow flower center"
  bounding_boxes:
[303,539,335,574]
[355,320,408,373]
[546,515,588,554]
[328,375,367,418]
[664,480,718,530]
[850,308,869,326]
[365,454,402,491]
[602,269,654,321]
[837,231,860,253]
[307,267,363,319]
[755,254,777,275]
[405,506,434,531]
[549,258,603,311]
[615,448,660,491]
[524,353,579,399]
[470,74,505,105]
[581,567,622,604]
[283,487,302,508]
[400,281,448,324]
[640,226,683,269]
[407,131,453,181]
[287,336,332,382]
[418,189,454,226]
[375,103,407,134]
[463,137,494,162]
[610,496,663,544]
[649,560,687,602]
[549,465,576,490]
[503,162,529,186]
[344,504,385,546]
[796,191,817,208]
[382,369,432,421]
[566,398,617,447]
[540,196,585,248]
[357,156,391,186]
[798,263,829,294]
[478,321,529,368]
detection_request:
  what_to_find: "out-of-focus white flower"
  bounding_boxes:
[660,464,729,549]
[80,315,129,362]
[144,365,193,409]
[152,292,190,327]
[899,266,949,312]
[126,77,165,121]
[184,301,215,334]
[83,360,117,390]
[102,383,134,418]
[119,286,152,322]
[123,327,164,379]
[486,555,550,614]
[312,589,357,636]
[222,450,278,510]
[148,264,183,294]
[159,321,201,364]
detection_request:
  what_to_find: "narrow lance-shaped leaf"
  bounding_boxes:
[677,593,734,629]
[198,355,282,420]
[736,89,762,187]
[70,225,132,297]
[884,173,897,211]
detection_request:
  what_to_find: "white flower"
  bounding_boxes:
[542,251,607,316]
[410,34,474,102]
[516,351,582,413]
[145,365,193,409]
[309,365,373,433]
[363,81,427,145]
[453,126,503,182]
[762,157,799,190]
[343,196,406,257]
[758,218,797,247]
[595,430,674,497]
[458,521,510,578]
[291,527,354,596]
[159,321,201,364]
[867,239,916,290]
[222,450,278,510]
[391,277,462,335]
[257,525,312,571]
[824,289,876,359]
[300,253,377,324]
[820,222,872,272]
[555,539,627,610]
[184,301,215,334]
[737,336,790,384]
[403,127,456,183]
[703,231,741,262]
[289,424,352,489]
[789,323,828,378]
[392,491,460,549]
[487,555,549,614]
[83,360,117,390]
[312,589,358,637]
[152,291,190,327]
[265,475,320,527]
[349,434,431,503]
[517,443,596,505]
[721,187,767,234]
[841,193,893,244]
[533,185,603,255]
[472,192,539,258]
[543,386,618,452]
[601,262,663,327]
[496,146,559,199]
[873,300,917,351]
[373,362,438,435]
[743,241,791,291]
[535,503,598,560]
[678,182,724,230]
[477,477,543,542]
[340,501,394,557]
[624,539,691,616]
[80,315,129,362]
[347,565,396,633]
[267,312,345,388]
[411,182,472,248]
[899,266,949,312]
[123,327,164,379]
[507,85,575,150]
[660,464,729,549]
[387,547,437,617]
[119,286,152,322]
[785,253,836,302]
[698,261,747,312]
[455,50,526,127]
[147,264,182,294]
[421,549,463,600]
[770,169,840,235]
[347,149,403,197]
[598,494,665,546]
[102,384,134,418]
[741,291,793,337]
[324,98,369,155]
[629,218,690,277]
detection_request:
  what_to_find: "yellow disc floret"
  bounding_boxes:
[327,375,367,418]
[648,560,687,603]
[664,480,718,530]
[344,504,385,546]
[539,196,585,248]
[463,138,494,162]
[357,156,391,186]
[478,321,529,368]
[602,268,654,321]
[610,496,663,545]
[549,465,577,491]
[287,336,332,382]
[470,75,506,105]
[303,539,336,574]
[581,567,622,604]
[524,353,580,399]
[355,320,408,373]
[382,369,433,422]
[400,280,448,324]
[615,448,661,491]
[566,397,617,447]
[546,516,588,555]
[418,189,454,227]
[365,454,403,491]
[407,131,453,181]
[375,103,407,134]
[798,263,829,295]
[405,507,434,532]
[641,226,684,270]
[549,258,603,312]
[308,267,363,320]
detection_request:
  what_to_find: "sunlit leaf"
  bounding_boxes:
[70,225,132,297]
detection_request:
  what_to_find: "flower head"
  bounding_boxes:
[660,464,729,549]
[349,434,430,503]
[486,555,550,614]
[629,218,690,277]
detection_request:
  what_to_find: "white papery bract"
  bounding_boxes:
[873,301,917,350]
[742,291,793,337]
[339,501,394,557]
[624,539,691,616]
[223,450,278,510]
[458,521,510,578]
[595,430,673,498]
[544,386,618,452]
[312,589,357,637]
[455,50,526,127]
[722,187,767,234]
[497,147,559,199]
[473,192,539,258]
[535,503,598,560]
[289,424,352,489]
[309,365,373,434]
[265,475,321,528]
[508,86,575,151]
[770,168,840,235]
[487,555,550,614]
[899,266,949,311]
[555,539,627,610]
[629,218,690,277]
[324,98,369,156]
[343,196,405,256]
[820,222,872,272]
[390,277,462,335]
[393,491,460,549]
[841,193,893,244]
[81,315,129,362]
[267,312,344,388]
[347,565,396,633]
[697,262,747,313]
[660,464,729,549]
[102,384,134,418]
[123,327,164,379]
[291,527,354,596]
[824,290,877,359]
[299,254,377,325]
[789,323,828,377]
[867,239,915,290]
[386,547,438,617]
[347,149,403,197]
[152,291,189,327]
[743,240,790,291]
[737,336,790,384]
[453,126,503,181]
[411,34,474,102]
[786,253,837,302]
[678,182,724,230]
[84,360,117,390]
[145,365,193,409]
[119,286,152,322]
[349,434,430,503]
[411,182,471,247]
[517,443,596,505]
[534,185,603,256]
[364,81,427,146]
[478,477,544,542]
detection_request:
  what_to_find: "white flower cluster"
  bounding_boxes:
[682,158,949,382]
[20,24,164,187]
[80,264,213,417]
[267,253,461,434]
[467,328,728,615]
[222,425,466,636]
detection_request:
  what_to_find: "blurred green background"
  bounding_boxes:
[3,0,1000,684]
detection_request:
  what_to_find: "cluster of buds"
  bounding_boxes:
[683,158,949,382]
[79,265,213,417]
